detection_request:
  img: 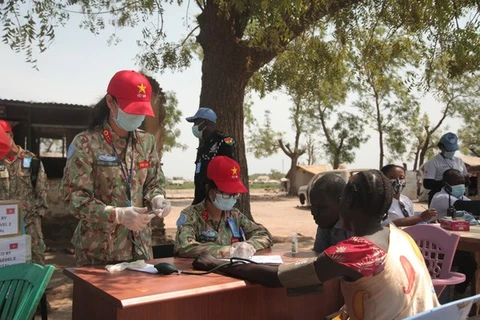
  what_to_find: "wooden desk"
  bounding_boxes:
[64,245,343,320]
[452,226,480,253]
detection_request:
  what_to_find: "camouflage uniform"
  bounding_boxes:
[0,147,48,265]
[60,123,165,266]
[175,200,273,258]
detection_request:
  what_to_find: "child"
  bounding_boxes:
[310,174,352,253]
[381,164,437,226]
[194,170,440,319]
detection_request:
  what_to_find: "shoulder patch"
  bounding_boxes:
[176,213,187,227]
[224,137,234,145]
[67,143,75,159]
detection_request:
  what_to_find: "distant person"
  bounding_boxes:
[175,156,273,258]
[430,169,480,219]
[431,169,479,295]
[0,126,10,158]
[60,70,171,265]
[310,174,352,253]
[423,132,469,205]
[0,120,48,265]
[186,108,235,205]
[381,164,437,226]
[193,170,439,319]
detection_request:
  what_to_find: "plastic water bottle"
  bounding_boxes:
[291,232,298,255]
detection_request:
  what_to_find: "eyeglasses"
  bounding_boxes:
[215,190,240,200]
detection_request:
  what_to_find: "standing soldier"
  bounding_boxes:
[423,132,470,205]
[186,107,235,205]
[60,70,172,266]
[0,120,48,265]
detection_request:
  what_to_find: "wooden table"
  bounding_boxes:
[452,225,480,252]
[64,245,343,320]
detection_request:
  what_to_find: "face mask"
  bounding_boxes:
[390,179,406,195]
[192,122,205,139]
[212,194,237,211]
[450,184,466,198]
[114,107,145,132]
[442,151,456,159]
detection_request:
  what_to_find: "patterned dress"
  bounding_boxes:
[324,225,439,319]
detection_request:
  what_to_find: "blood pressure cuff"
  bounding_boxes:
[454,200,480,215]
[277,258,322,289]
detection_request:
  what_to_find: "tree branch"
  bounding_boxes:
[278,139,293,157]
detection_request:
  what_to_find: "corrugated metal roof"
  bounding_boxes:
[296,165,331,175]
[459,156,480,170]
[0,98,92,109]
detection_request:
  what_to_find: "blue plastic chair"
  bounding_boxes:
[405,293,480,319]
[0,263,54,320]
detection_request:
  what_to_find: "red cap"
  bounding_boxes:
[107,70,155,117]
[207,156,247,194]
[0,126,11,158]
[0,120,12,133]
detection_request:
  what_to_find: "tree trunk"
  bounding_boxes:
[419,133,431,168]
[413,145,420,171]
[287,155,299,196]
[333,153,340,169]
[197,6,257,220]
[378,129,384,169]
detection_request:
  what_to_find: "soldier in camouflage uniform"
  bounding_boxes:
[175,156,273,258]
[60,70,171,266]
[0,120,48,265]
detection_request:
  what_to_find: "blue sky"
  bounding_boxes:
[0,3,463,179]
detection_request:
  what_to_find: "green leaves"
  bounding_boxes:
[246,109,283,158]
[162,91,187,152]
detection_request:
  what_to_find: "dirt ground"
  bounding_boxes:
[37,189,425,319]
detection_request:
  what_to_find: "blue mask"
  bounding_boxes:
[115,108,145,132]
[450,184,466,198]
[212,194,237,211]
[192,122,205,139]
[442,151,456,159]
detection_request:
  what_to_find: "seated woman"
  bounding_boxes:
[193,170,439,319]
[175,156,273,258]
[381,164,437,226]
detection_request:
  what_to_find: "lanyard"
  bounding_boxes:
[103,128,135,206]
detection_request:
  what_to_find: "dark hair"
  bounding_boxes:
[310,173,346,200]
[341,170,393,221]
[88,96,112,130]
[380,164,405,176]
[204,178,218,202]
[443,169,463,184]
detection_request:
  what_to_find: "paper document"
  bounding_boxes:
[128,264,158,274]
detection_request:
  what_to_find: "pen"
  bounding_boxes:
[240,227,246,242]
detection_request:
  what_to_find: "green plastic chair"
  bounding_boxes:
[0,263,54,320]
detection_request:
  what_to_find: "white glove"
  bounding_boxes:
[115,207,155,231]
[151,195,172,218]
[229,242,256,259]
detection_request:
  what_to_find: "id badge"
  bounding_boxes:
[227,218,241,239]
[22,157,32,169]
[195,162,201,173]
